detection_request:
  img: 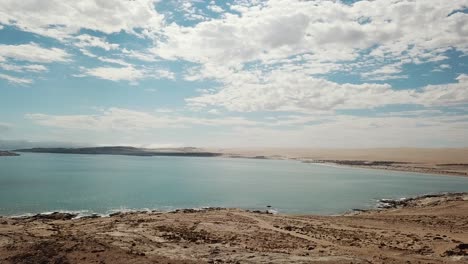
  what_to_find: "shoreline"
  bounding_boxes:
[10,147,468,177]
[11,148,468,177]
[1,192,467,263]
[312,160,468,177]
[221,153,468,177]
[2,191,465,220]
[305,160,468,177]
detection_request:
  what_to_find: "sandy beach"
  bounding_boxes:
[1,193,467,264]
[214,148,468,177]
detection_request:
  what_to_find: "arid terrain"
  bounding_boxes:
[1,193,467,264]
[215,148,468,177]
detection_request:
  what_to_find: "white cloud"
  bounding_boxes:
[146,0,468,115]
[73,34,119,51]
[151,69,175,80]
[0,73,33,84]
[77,65,175,83]
[187,72,468,112]
[432,63,452,72]
[78,48,98,58]
[25,107,259,132]
[0,63,47,72]
[208,4,224,13]
[26,109,172,131]
[361,63,407,81]
[0,43,70,63]
[418,74,468,107]
[173,0,210,22]
[96,57,131,67]
[77,50,133,67]
[227,115,468,148]
[0,0,163,39]
[153,0,468,67]
[78,66,145,83]
[122,49,158,62]
[24,107,468,148]
[2,0,465,96]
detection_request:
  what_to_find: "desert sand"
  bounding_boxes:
[1,193,467,264]
[213,148,468,177]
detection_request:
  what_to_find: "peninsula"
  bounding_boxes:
[14,146,221,157]
[0,151,19,156]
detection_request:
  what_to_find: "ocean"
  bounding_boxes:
[1,153,467,216]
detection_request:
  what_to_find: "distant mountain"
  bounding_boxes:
[0,139,89,150]
[14,146,221,157]
[0,151,19,156]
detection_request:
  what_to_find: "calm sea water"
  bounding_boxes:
[1,153,468,216]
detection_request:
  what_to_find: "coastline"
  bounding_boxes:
[216,148,468,177]
[2,191,463,220]
[1,192,467,263]
[223,154,468,177]
[303,160,468,177]
[240,155,468,177]
[12,147,468,177]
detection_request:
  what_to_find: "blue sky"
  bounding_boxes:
[0,0,467,148]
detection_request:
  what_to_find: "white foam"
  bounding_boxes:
[9,209,93,219]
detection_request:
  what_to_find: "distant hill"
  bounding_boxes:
[14,146,221,157]
[0,139,88,150]
[0,151,19,156]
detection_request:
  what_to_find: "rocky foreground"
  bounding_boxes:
[1,193,467,264]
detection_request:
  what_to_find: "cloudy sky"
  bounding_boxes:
[0,0,467,148]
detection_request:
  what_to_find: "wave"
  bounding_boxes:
[10,210,94,219]
[6,205,281,219]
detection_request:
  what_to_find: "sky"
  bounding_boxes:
[0,0,467,149]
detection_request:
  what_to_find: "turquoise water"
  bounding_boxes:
[1,153,468,216]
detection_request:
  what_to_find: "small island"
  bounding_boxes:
[0,151,19,157]
[14,146,221,157]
